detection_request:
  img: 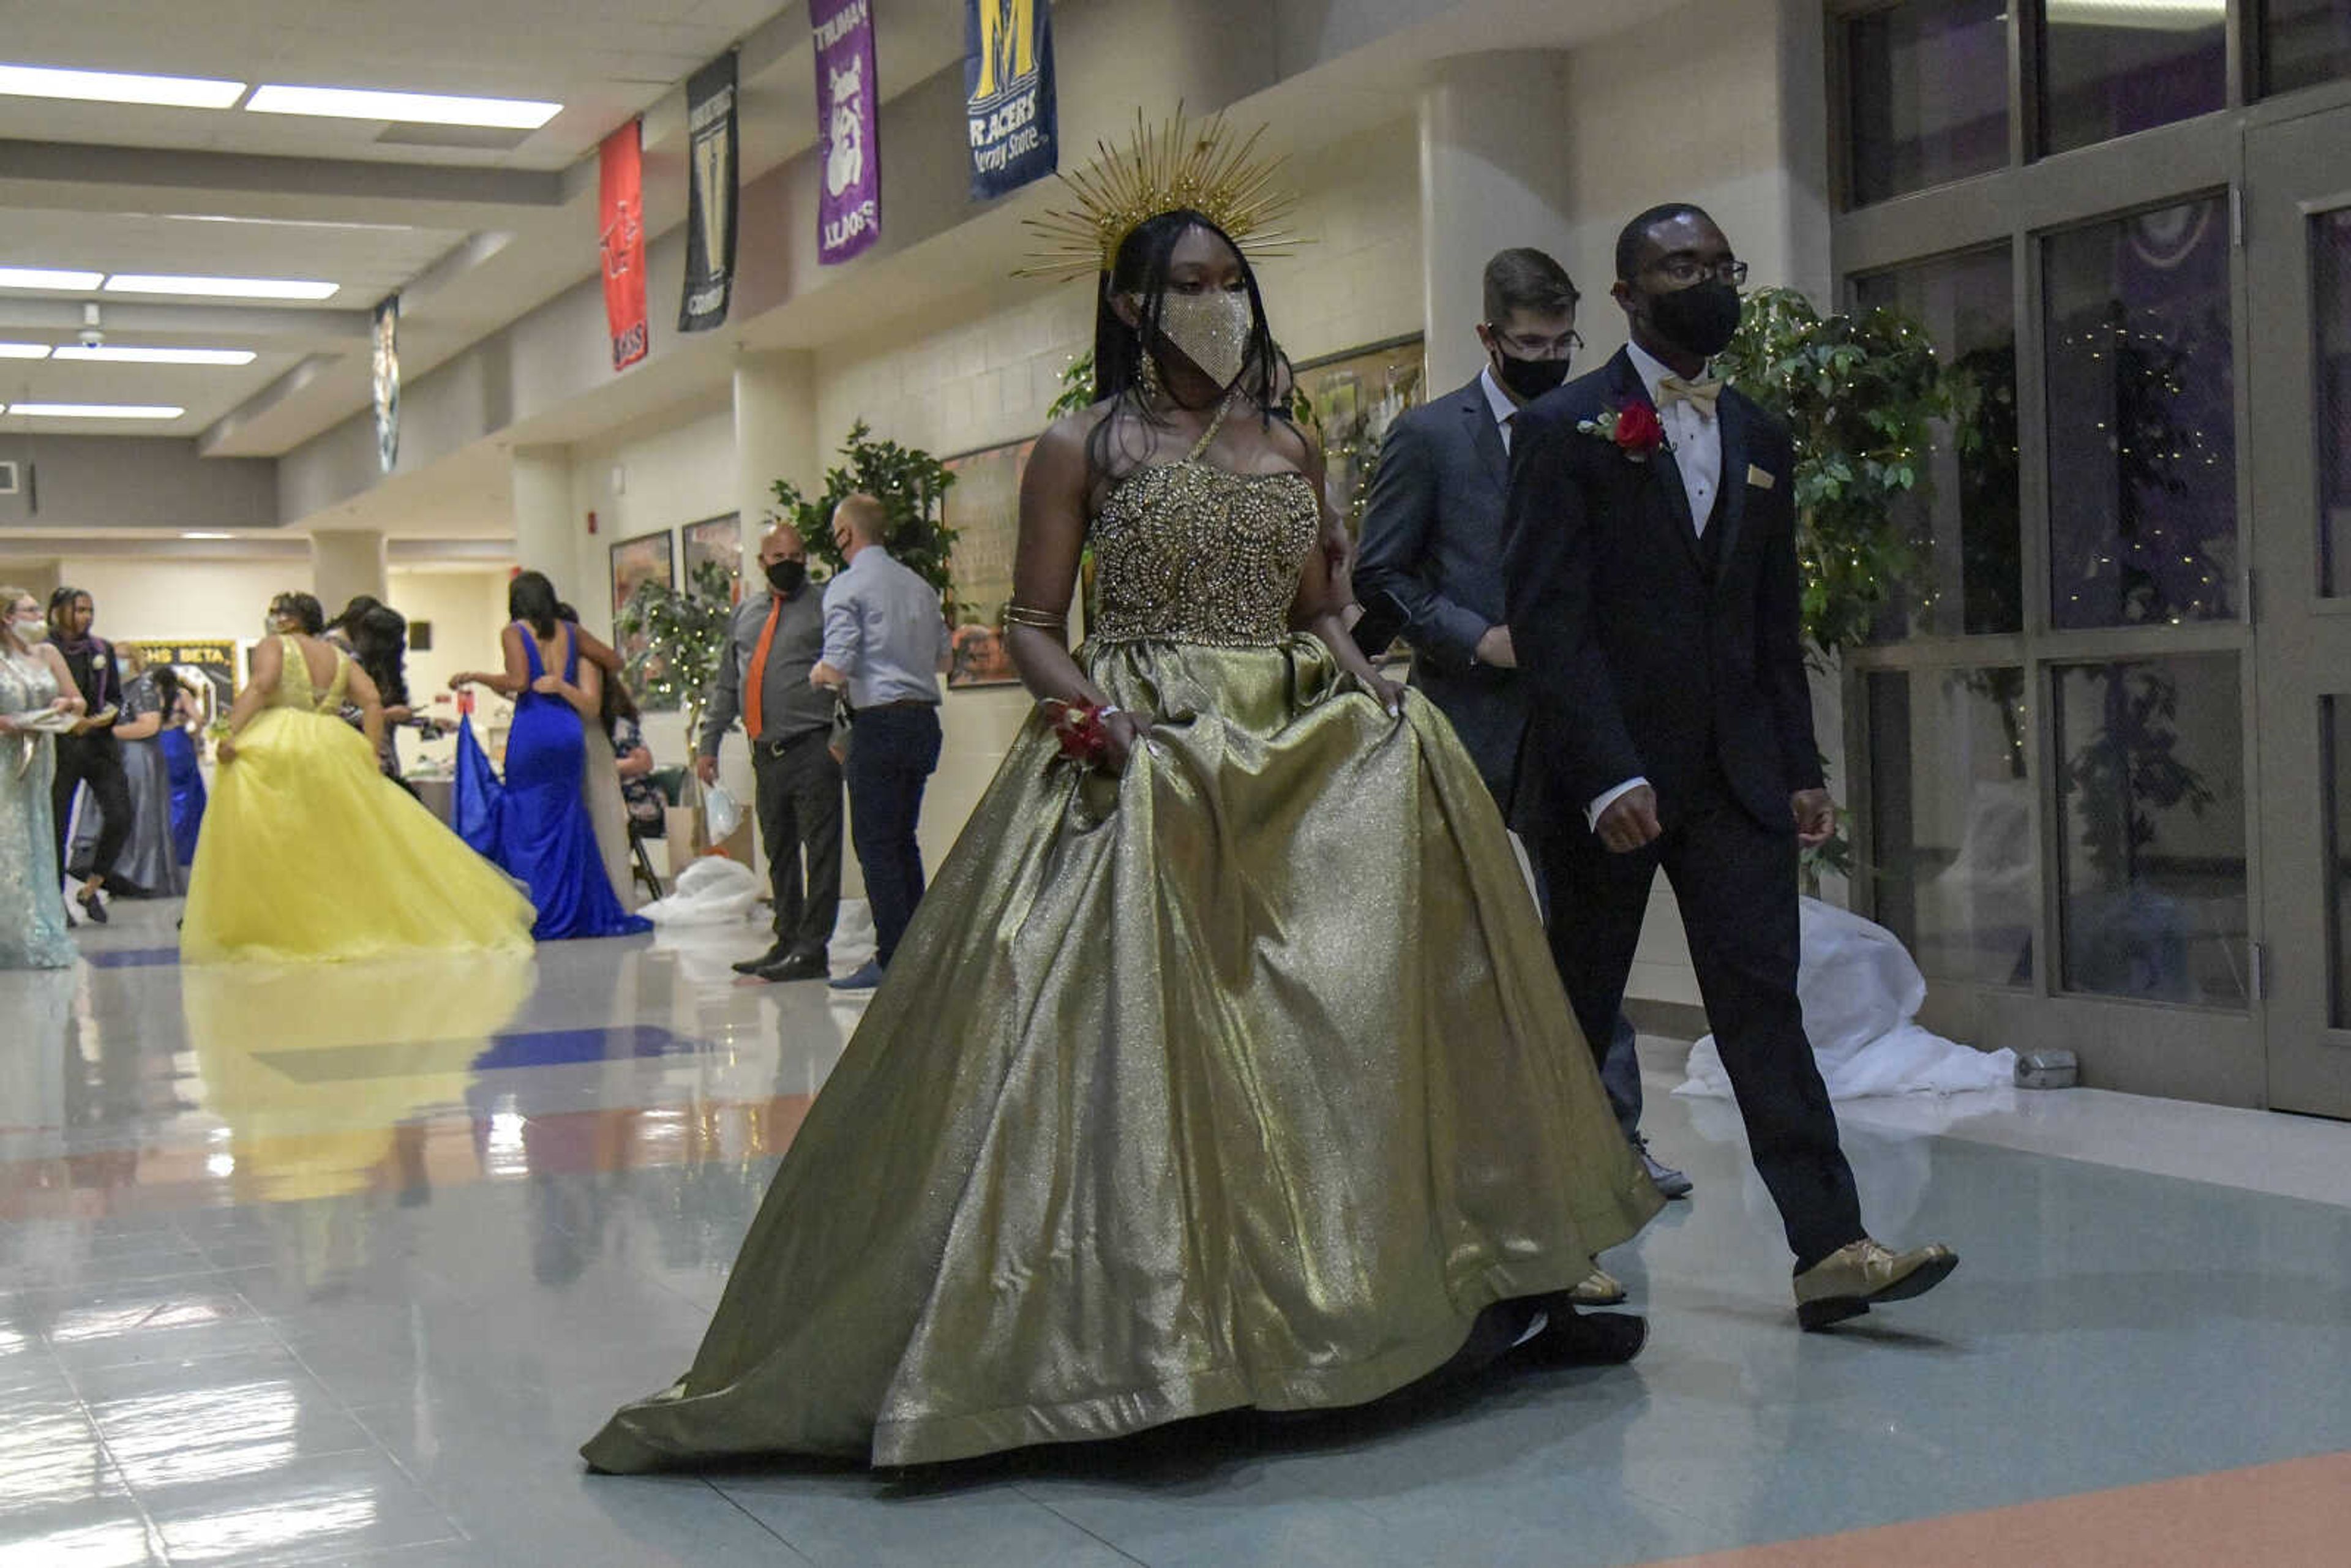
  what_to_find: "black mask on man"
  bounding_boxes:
[1492,349,1573,402]
[1644,279,1743,360]
[766,560,807,596]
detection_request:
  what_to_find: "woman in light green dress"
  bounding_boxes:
[0,585,83,969]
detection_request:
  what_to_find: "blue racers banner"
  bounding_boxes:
[965,0,1056,200]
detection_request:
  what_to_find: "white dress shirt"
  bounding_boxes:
[1584,342,1726,831]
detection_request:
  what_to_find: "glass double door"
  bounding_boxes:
[2248,105,2351,1119]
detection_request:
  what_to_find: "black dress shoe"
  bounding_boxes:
[732,942,790,976]
[77,889,108,925]
[755,951,830,983]
[1519,1307,1648,1368]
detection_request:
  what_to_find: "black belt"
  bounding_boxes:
[860,698,939,712]
[752,729,829,757]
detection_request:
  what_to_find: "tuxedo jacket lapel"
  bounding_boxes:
[1463,384,1509,494]
[1709,393,1754,588]
[1606,354,1704,573]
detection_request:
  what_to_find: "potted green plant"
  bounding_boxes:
[770,420,958,608]
[614,557,735,745]
[1716,287,1971,887]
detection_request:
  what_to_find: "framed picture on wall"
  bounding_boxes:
[1294,334,1426,539]
[939,436,1038,689]
[608,528,677,705]
[683,512,744,604]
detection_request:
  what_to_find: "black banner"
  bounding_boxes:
[679,52,740,332]
[965,0,1056,200]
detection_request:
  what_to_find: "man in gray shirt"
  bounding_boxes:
[700,523,841,983]
[811,493,953,992]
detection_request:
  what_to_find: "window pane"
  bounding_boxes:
[2329,697,2351,1026]
[2044,198,2238,629]
[1867,667,2036,986]
[2264,0,2351,96]
[2054,654,2248,1007]
[2039,2,2226,156]
[1845,0,2010,206]
[1854,249,2021,637]
[2317,208,2351,597]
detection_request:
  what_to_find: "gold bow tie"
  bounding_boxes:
[1657,375,1723,418]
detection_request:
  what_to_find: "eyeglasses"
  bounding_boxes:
[1486,326,1585,359]
[1646,256,1749,288]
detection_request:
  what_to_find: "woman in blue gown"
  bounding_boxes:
[160,701,207,869]
[451,572,650,942]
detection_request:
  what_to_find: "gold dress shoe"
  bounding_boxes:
[1793,1238,1958,1331]
[1569,1267,1627,1308]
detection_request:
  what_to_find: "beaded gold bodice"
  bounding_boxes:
[1087,448,1320,648]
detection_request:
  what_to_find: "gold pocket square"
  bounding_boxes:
[1747,464,1776,490]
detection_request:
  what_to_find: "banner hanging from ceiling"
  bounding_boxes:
[599,121,649,370]
[679,52,739,333]
[370,294,400,473]
[964,0,1056,200]
[811,0,880,264]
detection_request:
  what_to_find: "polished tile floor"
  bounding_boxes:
[6,899,2350,1567]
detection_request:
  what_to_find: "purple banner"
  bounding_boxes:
[811,0,880,265]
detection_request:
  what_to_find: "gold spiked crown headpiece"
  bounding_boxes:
[1016,107,1301,282]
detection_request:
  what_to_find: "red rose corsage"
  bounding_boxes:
[1576,399,1668,462]
[1046,700,1122,766]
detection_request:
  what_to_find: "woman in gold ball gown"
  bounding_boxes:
[585,170,1659,1474]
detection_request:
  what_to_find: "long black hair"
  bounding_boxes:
[350,605,411,708]
[1086,209,1279,479]
[509,571,560,639]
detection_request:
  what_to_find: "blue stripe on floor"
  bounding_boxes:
[82,947,182,969]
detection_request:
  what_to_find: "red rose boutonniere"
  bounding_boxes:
[1577,399,1667,462]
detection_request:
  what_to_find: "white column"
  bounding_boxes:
[1417,53,1580,393]
[309,529,386,620]
[732,350,819,542]
[510,445,575,592]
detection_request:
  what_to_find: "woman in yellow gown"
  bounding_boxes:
[585,138,1659,1475]
[181,591,534,964]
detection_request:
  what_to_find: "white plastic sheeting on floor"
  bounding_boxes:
[1676,898,2017,1101]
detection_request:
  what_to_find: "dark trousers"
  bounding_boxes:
[844,703,942,969]
[752,730,843,956]
[54,734,130,891]
[1531,770,1862,1268]
[1499,770,1645,1143]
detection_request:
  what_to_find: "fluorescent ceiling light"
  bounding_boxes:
[103,274,338,301]
[6,403,185,419]
[181,531,234,539]
[52,345,257,366]
[0,62,246,110]
[0,343,51,359]
[0,267,105,292]
[162,212,417,234]
[2045,0,2225,27]
[246,84,560,130]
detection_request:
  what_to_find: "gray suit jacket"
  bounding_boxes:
[1355,373,1529,801]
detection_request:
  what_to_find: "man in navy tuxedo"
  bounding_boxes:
[1502,204,1956,1329]
[1357,247,1692,1232]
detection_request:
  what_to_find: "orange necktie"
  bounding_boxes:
[740,596,783,741]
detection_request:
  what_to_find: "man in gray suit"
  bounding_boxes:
[1357,247,1692,1217]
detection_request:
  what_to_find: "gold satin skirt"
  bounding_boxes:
[585,636,1660,1471]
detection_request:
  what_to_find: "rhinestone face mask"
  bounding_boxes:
[1154,291,1253,391]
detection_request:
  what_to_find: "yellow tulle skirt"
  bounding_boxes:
[181,707,535,964]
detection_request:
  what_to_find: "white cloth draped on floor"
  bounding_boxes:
[1677,897,2017,1101]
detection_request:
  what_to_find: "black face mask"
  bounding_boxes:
[766,560,807,596]
[1644,279,1744,360]
[1491,348,1572,402]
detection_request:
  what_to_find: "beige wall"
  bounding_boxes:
[50,559,298,643]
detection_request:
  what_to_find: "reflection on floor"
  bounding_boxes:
[4,899,2349,1567]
